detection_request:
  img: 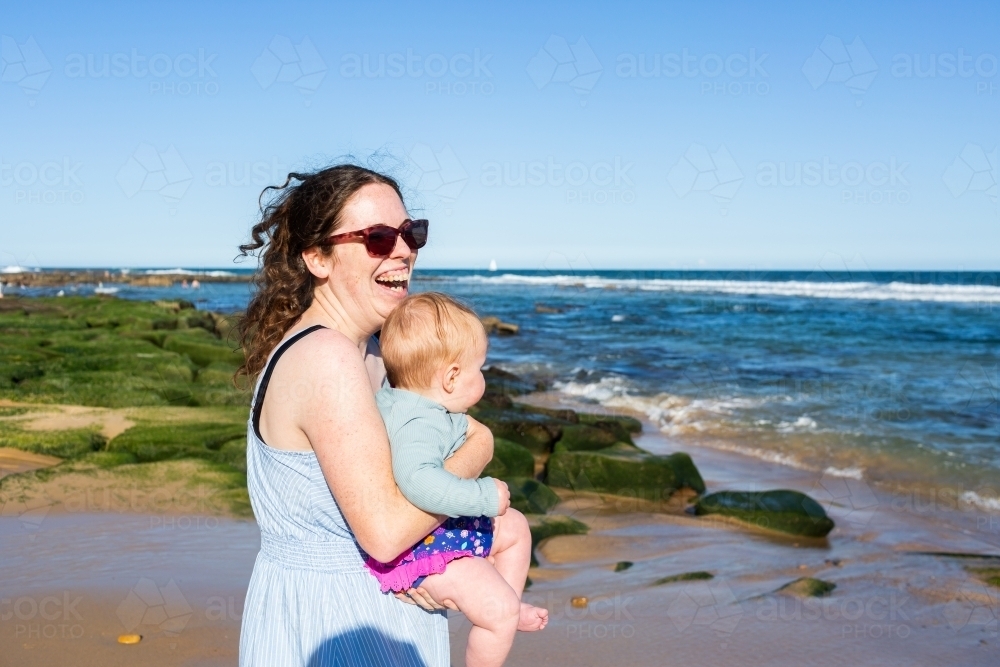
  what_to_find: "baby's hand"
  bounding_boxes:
[493,478,510,516]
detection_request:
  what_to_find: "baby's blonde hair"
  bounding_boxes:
[381,292,487,389]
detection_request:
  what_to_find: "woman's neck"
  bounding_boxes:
[299,289,374,354]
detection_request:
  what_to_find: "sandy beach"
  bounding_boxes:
[3,395,997,666]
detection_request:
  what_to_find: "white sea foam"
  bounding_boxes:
[777,416,818,432]
[960,491,1000,513]
[1,265,30,274]
[143,268,236,277]
[823,466,865,479]
[457,274,1000,304]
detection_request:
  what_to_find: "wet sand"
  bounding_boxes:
[2,404,998,665]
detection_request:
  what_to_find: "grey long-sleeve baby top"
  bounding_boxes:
[376,387,500,518]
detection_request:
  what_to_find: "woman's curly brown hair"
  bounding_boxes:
[236,164,405,381]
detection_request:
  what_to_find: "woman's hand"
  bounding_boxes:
[394,587,458,611]
[444,415,494,479]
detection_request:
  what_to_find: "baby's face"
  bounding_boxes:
[447,338,488,412]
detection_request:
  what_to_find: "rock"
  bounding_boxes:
[528,515,588,566]
[653,571,713,586]
[481,367,538,398]
[554,424,623,451]
[693,489,835,538]
[481,316,519,335]
[118,634,142,644]
[776,577,836,597]
[163,336,244,368]
[518,404,579,423]
[614,561,633,572]
[482,438,536,479]
[507,477,560,515]
[570,597,588,608]
[576,413,642,440]
[472,408,563,454]
[546,446,706,498]
[534,304,563,314]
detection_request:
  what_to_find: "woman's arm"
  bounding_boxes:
[292,331,443,563]
[443,415,493,479]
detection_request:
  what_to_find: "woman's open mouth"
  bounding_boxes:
[374,272,409,293]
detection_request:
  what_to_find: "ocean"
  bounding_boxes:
[7,269,999,506]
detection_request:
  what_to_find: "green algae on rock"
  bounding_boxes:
[614,561,634,572]
[694,489,835,538]
[776,577,836,597]
[506,477,560,515]
[481,437,536,479]
[546,446,706,498]
[555,424,623,451]
[528,514,589,566]
[653,571,713,585]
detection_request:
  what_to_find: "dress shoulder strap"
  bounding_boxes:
[251,325,327,441]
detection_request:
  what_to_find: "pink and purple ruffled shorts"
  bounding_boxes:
[365,515,494,593]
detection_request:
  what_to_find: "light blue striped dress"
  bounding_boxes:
[239,326,450,667]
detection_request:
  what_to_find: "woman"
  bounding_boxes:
[236,165,494,666]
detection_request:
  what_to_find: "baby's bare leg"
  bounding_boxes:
[491,509,548,631]
[419,557,520,667]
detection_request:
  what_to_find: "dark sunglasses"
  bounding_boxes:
[319,219,429,257]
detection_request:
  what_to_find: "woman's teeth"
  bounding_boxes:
[376,275,409,291]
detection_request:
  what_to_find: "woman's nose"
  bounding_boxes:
[389,232,412,259]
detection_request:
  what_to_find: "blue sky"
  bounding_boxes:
[1,0,998,270]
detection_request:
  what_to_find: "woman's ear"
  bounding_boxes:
[302,246,333,279]
[442,363,461,394]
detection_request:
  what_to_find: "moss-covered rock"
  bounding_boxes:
[528,515,589,566]
[507,477,560,515]
[482,367,538,397]
[472,408,563,454]
[108,422,247,463]
[694,489,835,538]
[164,336,244,368]
[614,561,633,572]
[555,424,622,451]
[777,577,836,597]
[481,438,535,479]
[577,413,642,440]
[546,446,706,498]
[653,571,713,586]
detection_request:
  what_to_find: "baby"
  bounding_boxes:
[366,291,547,667]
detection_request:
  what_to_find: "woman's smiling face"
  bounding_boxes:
[325,182,418,331]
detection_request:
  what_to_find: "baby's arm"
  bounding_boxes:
[392,416,504,518]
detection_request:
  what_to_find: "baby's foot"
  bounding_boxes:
[518,602,548,631]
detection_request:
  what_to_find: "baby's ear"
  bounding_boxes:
[443,363,461,393]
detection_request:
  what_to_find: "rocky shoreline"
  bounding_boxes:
[0,269,250,289]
